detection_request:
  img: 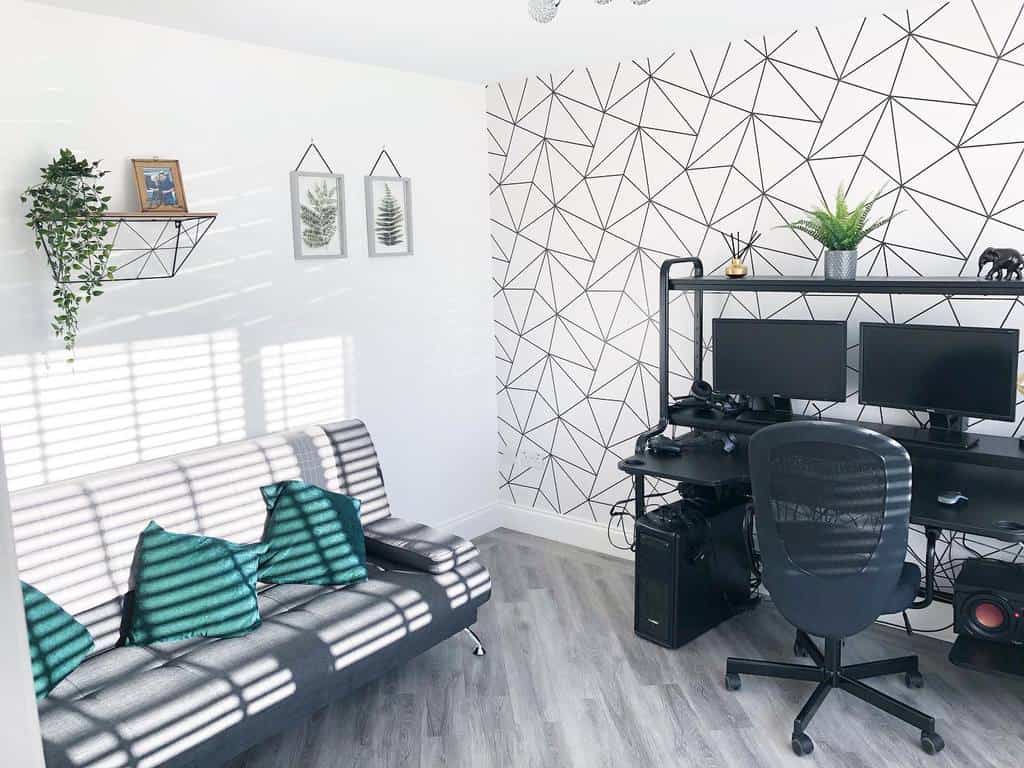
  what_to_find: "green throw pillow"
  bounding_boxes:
[126,521,269,645]
[21,582,95,699]
[258,481,368,586]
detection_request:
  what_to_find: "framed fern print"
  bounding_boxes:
[290,171,346,260]
[365,176,413,257]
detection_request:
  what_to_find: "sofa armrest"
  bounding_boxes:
[362,516,479,574]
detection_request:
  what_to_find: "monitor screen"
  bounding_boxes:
[712,319,848,402]
[858,323,1019,421]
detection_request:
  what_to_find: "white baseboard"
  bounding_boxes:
[880,601,956,643]
[438,501,507,541]
[437,500,632,559]
[478,501,633,560]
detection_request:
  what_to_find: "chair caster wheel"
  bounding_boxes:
[791,733,814,756]
[794,640,808,658]
[905,671,924,689]
[724,672,741,691]
[921,731,944,755]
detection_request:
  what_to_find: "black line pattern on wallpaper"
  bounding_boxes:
[489,1,1024,539]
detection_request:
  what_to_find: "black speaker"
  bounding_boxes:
[634,501,752,649]
[953,559,1024,646]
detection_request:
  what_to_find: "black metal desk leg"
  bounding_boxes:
[634,473,646,519]
[911,527,939,610]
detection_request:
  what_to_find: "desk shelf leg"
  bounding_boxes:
[634,474,646,519]
[911,527,939,611]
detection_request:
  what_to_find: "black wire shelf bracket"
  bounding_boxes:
[42,212,218,283]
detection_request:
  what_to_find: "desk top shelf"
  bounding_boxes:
[668,275,1024,296]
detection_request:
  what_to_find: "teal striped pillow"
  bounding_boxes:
[258,481,368,586]
[126,521,269,645]
[21,582,94,698]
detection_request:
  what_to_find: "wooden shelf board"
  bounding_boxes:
[102,211,218,219]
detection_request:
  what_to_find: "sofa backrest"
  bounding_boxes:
[9,418,390,654]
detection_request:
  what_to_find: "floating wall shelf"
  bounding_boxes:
[42,212,218,283]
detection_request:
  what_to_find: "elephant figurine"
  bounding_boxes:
[978,247,1024,280]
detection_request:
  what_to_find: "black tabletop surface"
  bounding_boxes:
[621,436,1024,542]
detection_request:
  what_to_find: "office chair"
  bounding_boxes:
[724,421,943,757]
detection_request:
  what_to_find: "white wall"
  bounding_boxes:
[0,434,45,767]
[0,1,497,522]
[0,0,497,742]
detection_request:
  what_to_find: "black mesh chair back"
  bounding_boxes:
[749,421,912,638]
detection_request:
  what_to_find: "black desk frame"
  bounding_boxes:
[627,259,1024,608]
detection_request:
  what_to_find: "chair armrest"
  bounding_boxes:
[362,517,479,574]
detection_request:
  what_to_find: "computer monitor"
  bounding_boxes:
[858,323,1019,422]
[712,319,848,403]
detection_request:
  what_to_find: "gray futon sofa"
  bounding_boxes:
[10,420,491,768]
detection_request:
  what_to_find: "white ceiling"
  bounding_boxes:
[38,0,919,83]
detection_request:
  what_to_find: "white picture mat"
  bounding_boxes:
[290,171,346,260]
[365,176,414,257]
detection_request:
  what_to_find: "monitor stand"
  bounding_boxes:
[736,396,793,425]
[878,413,979,450]
[925,413,979,449]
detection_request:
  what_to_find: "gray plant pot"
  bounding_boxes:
[824,249,857,280]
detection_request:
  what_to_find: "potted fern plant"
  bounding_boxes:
[781,185,900,280]
[21,149,117,360]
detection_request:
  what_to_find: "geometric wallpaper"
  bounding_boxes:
[489,0,1024,546]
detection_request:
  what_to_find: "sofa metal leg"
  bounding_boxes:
[464,626,486,657]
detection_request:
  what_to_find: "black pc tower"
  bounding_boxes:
[634,500,753,649]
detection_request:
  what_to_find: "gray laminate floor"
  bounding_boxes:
[226,528,1024,768]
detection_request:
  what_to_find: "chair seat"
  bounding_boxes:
[883,562,922,614]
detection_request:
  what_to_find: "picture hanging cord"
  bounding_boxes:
[369,147,402,177]
[294,138,333,174]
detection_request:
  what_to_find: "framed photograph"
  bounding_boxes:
[131,159,187,213]
[365,176,413,257]
[290,171,346,260]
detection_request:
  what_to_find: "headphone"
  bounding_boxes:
[677,380,744,416]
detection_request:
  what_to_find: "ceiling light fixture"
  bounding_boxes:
[530,0,654,24]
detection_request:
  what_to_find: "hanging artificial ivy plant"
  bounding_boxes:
[21,149,117,360]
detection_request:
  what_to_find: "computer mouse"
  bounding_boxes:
[937,490,967,506]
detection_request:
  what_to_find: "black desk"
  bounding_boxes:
[910,459,1024,540]
[620,422,1024,608]
[622,443,1024,544]
[621,446,749,487]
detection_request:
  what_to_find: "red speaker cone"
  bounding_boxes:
[973,601,1007,630]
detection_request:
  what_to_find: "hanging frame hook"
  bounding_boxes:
[294,138,334,174]
[369,147,402,177]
